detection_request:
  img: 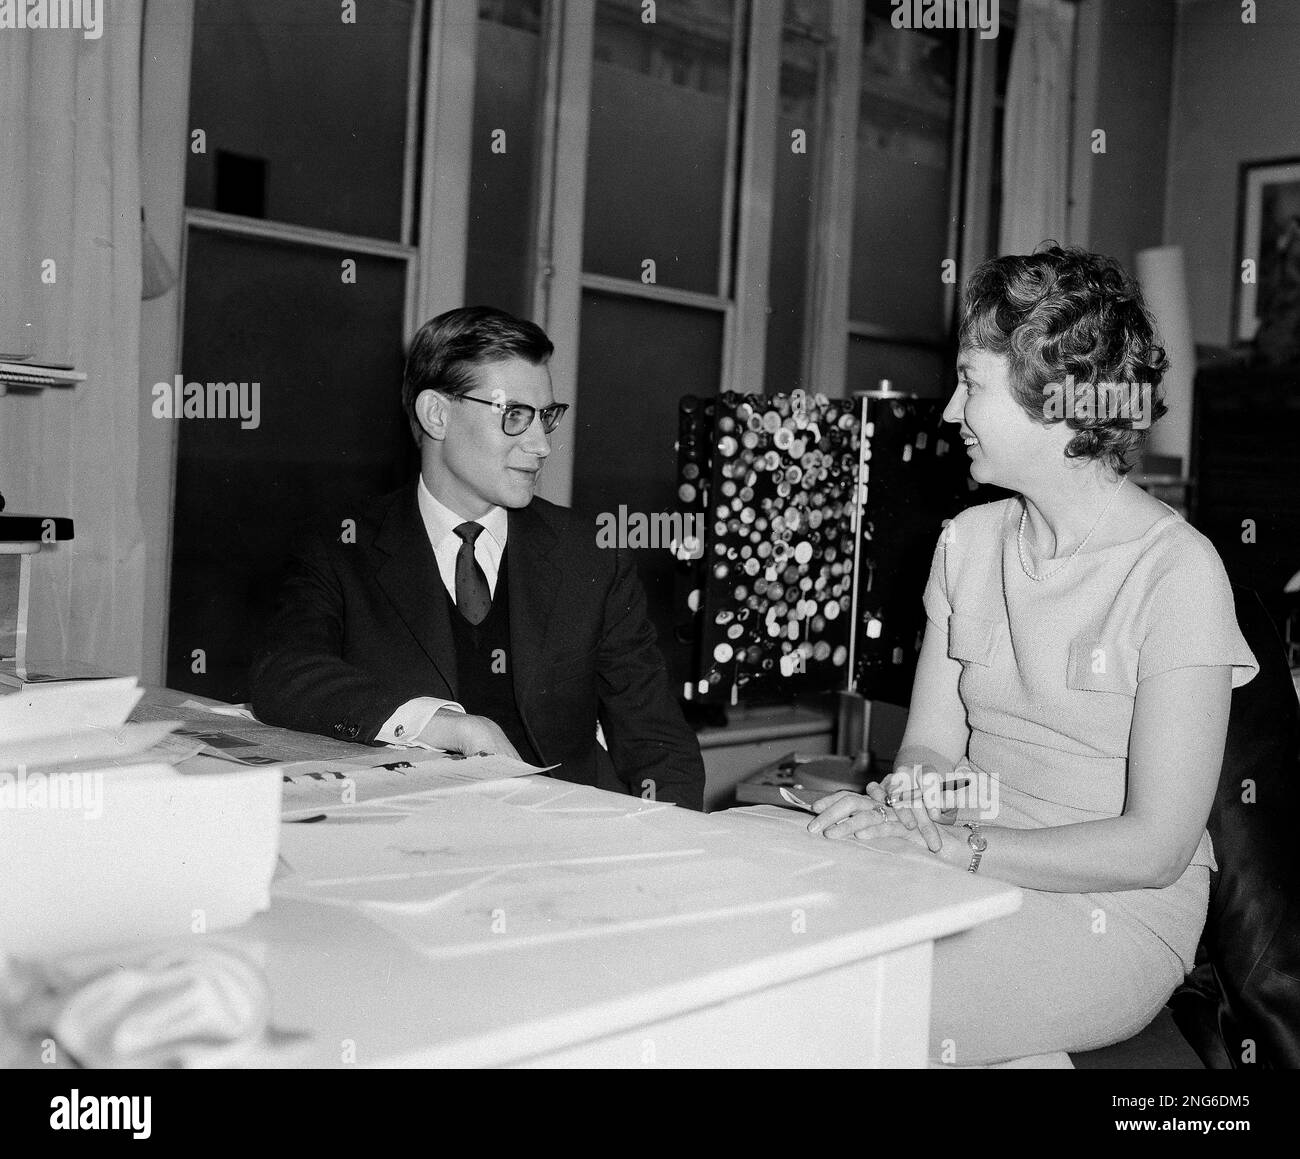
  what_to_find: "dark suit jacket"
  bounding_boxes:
[249,485,705,810]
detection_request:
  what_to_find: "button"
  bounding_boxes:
[713,643,734,663]
[677,483,696,503]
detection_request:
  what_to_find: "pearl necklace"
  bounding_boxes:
[1017,475,1127,582]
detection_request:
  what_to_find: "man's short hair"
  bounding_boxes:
[401,306,554,443]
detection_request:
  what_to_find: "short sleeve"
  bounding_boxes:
[1137,533,1259,689]
[922,524,953,627]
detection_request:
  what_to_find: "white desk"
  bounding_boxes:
[238,775,1020,1068]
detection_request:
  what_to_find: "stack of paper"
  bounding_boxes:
[0,679,281,959]
[0,677,175,768]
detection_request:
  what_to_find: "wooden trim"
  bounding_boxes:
[716,0,748,301]
[580,272,728,314]
[727,0,782,395]
[959,33,997,276]
[185,209,416,260]
[400,0,428,248]
[528,0,564,315]
[1066,0,1102,248]
[415,0,478,326]
[942,32,971,330]
[139,0,196,686]
[804,0,861,400]
[846,319,949,351]
[532,0,595,508]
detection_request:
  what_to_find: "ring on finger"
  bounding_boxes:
[883,792,896,808]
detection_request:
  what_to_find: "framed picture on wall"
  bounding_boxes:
[1233,156,1300,345]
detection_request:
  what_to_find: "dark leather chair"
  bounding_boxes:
[1073,586,1300,1068]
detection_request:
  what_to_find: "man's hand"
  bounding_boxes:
[416,708,522,760]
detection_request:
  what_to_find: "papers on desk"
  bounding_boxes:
[130,697,380,768]
[128,697,549,800]
[279,752,550,818]
[276,779,831,962]
[358,856,828,960]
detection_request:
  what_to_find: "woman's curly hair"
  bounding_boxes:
[957,245,1168,475]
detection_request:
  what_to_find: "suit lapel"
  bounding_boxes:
[507,503,562,712]
[374,485,458,698]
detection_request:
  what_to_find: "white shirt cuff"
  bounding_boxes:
[376,698,465,747]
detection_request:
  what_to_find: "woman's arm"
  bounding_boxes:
[820,664,1233,892]
[893,615,971,779]
[926,664,1231,891]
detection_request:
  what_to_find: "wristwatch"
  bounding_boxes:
[963,823,987,873]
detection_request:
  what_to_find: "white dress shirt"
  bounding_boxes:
[375,477,509,747]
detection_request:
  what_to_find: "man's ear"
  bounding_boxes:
[415,389,448,442]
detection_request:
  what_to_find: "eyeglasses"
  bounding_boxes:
[453,393,570,436]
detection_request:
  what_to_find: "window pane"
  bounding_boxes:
[846,333,949,398]
[168,231,415,700]
[764,1,830,394]
[583,0,736,294]
[573,291,725,666]
[186,0,415,240]
[850,4,959,336]
[465,0,546,316]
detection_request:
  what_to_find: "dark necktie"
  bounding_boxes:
[453,522,492,625]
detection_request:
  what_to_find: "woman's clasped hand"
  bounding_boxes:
[807,764,966,854]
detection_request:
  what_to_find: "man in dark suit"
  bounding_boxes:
[250,306,705,810]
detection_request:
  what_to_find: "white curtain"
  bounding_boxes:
[998,0,1078,255]
[0,2,147,676]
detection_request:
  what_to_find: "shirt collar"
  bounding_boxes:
[416,474,508,552]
